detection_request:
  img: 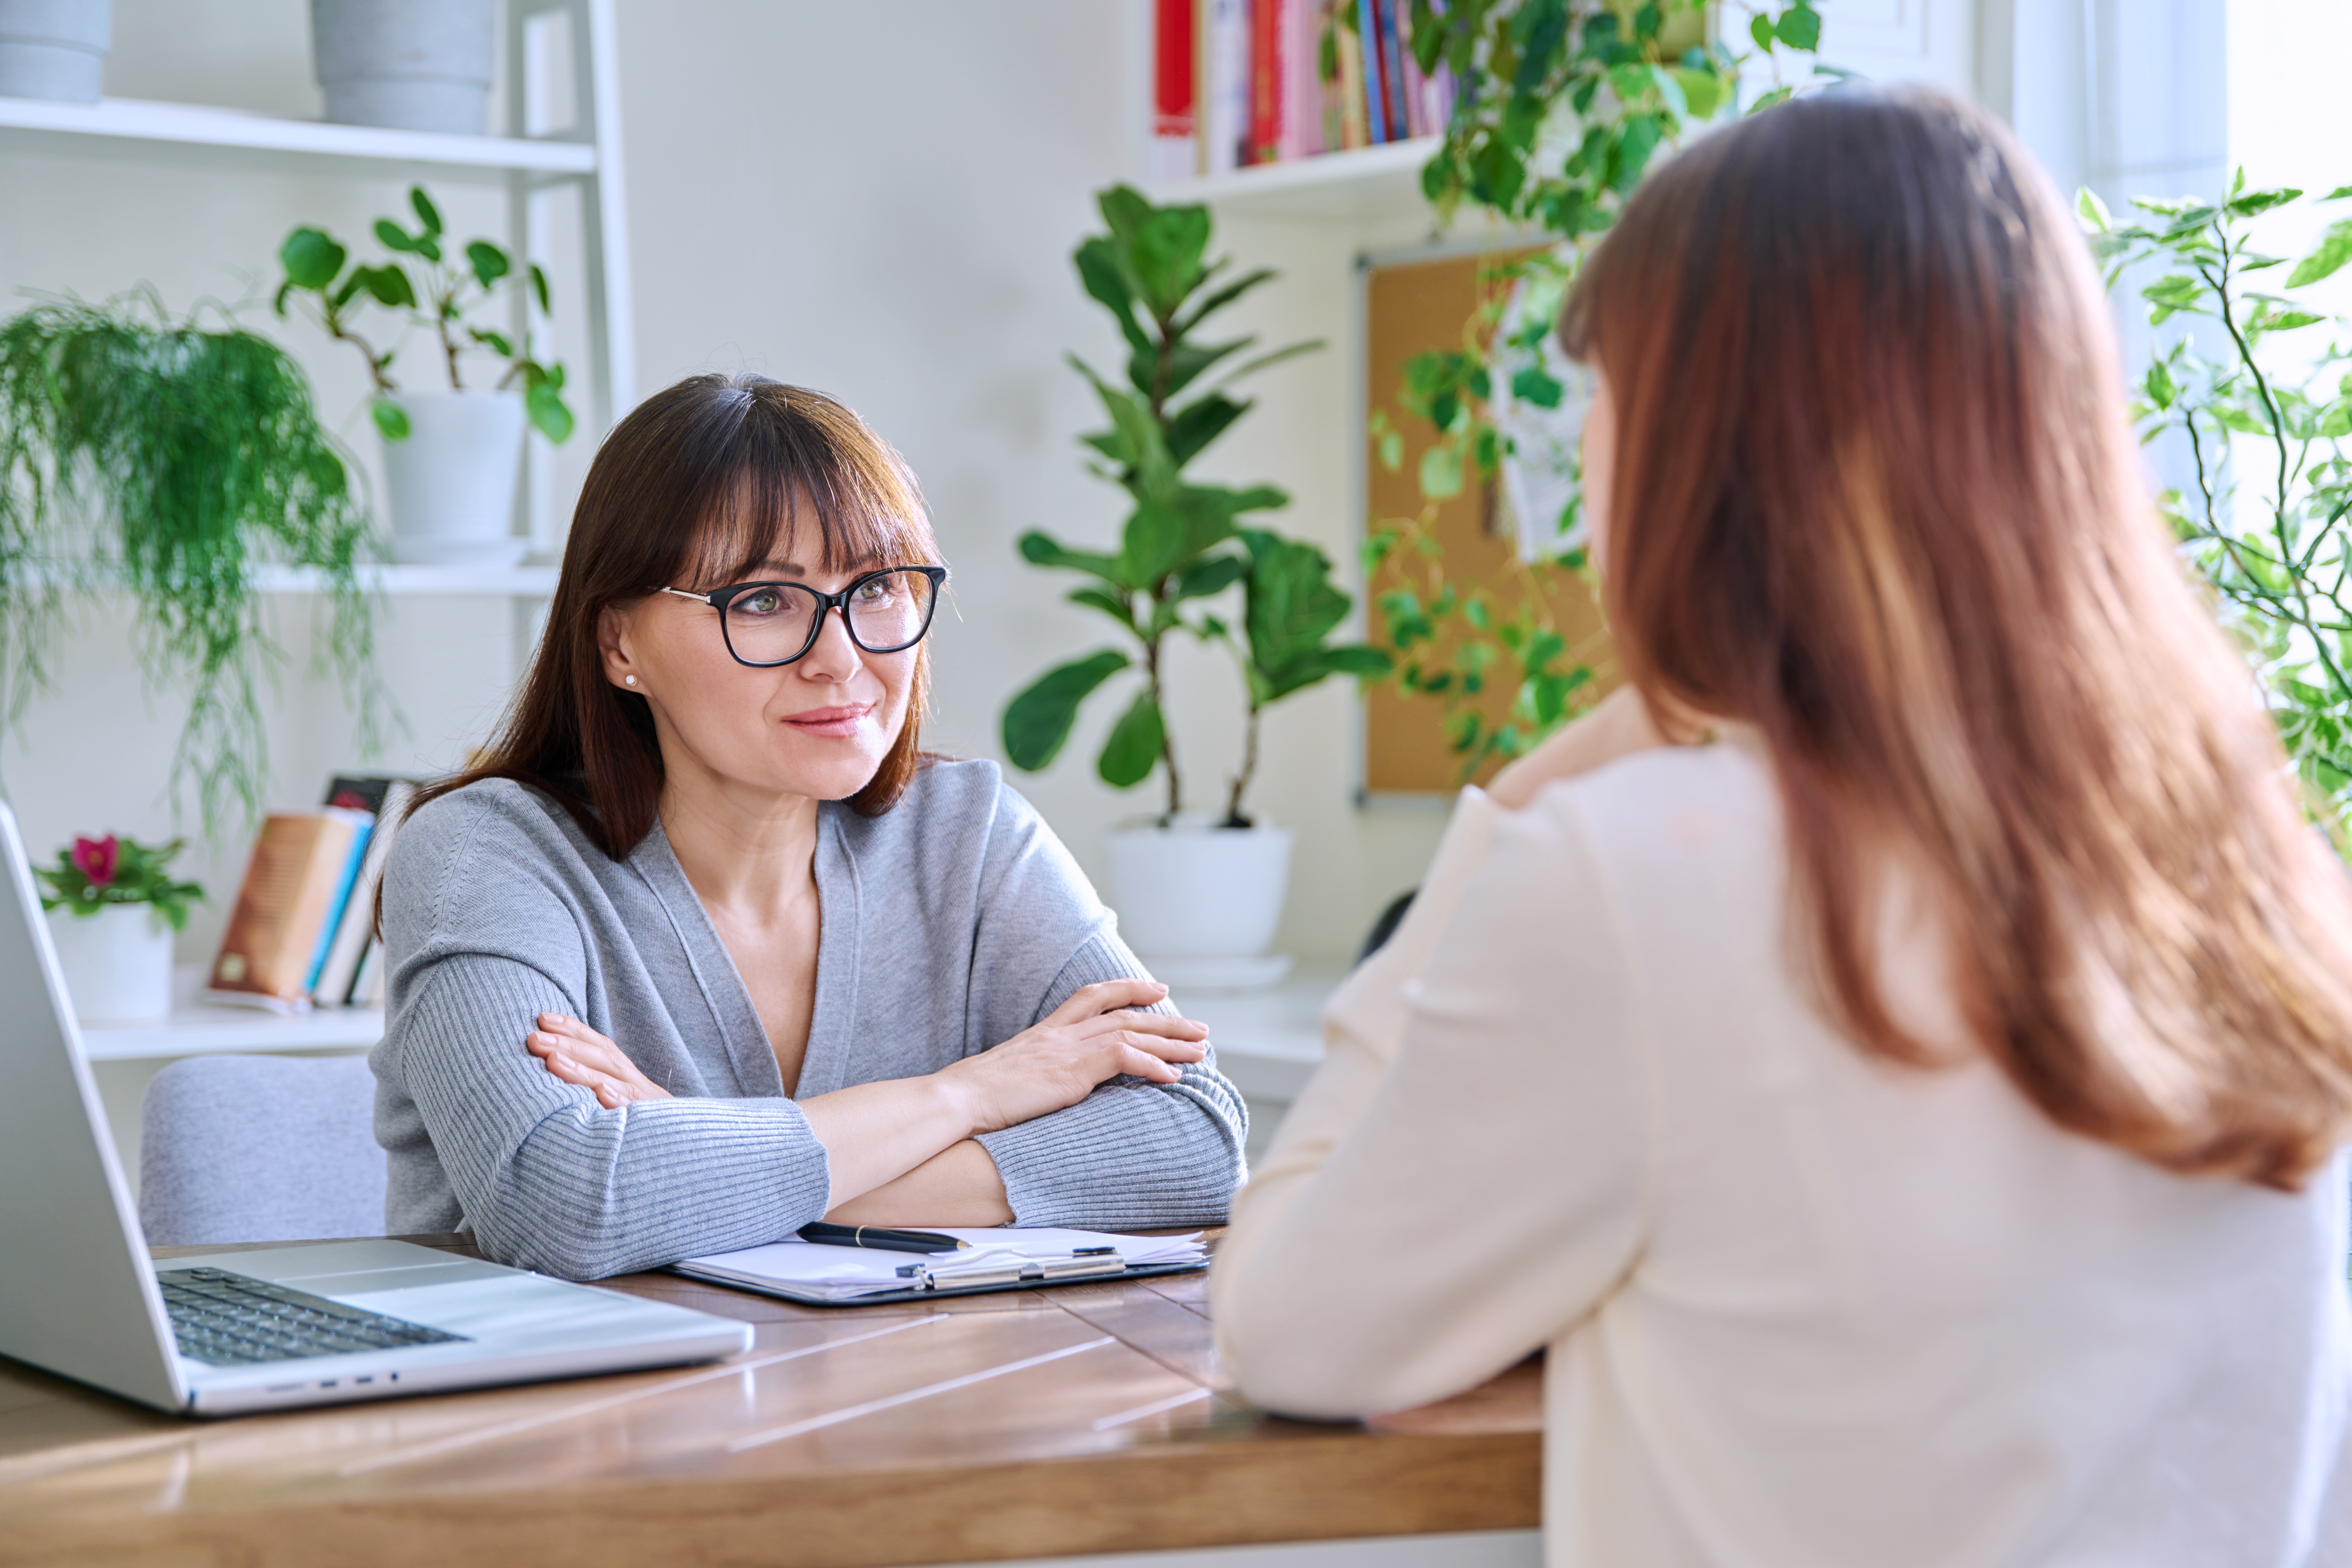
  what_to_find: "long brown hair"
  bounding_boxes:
[406,374,941,861]
[1561,88,2352,1189]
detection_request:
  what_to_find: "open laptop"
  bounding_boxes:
[0,800,753,1416]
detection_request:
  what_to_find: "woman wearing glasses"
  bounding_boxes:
[370,375,1245,1280]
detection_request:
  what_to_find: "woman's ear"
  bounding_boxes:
[597,604,638,691]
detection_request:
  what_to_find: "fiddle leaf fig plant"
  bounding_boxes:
[276,184,574,445]
[1002,184,1386,824]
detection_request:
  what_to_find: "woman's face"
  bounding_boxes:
[598,532,920,807]
[1583,371,1617,581]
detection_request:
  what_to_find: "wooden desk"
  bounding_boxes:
[0,1235,1540,1567]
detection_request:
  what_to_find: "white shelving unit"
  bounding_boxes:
[4,1,630,1063]
[1150,136,1443,221]
[78,969,382,1062]
[0,0,631,583]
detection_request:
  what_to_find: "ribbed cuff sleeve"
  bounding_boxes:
[975,933,1248,1228]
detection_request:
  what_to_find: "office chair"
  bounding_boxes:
[138,1054,386,1246]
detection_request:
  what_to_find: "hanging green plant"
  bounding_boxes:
[1368,0,1831,779]
[0,290,387,832]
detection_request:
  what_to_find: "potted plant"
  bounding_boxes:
[277,184,576,565]
[1002,185,1387,988]
[0,291,385,832]
[0,0,110,102]
[310,0,496,135]
[1367,0,1830,779]
[36,833,204,1024]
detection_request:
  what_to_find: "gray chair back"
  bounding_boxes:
[138,1054,386,1247]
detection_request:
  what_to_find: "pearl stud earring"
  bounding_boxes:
[624,676,638,687]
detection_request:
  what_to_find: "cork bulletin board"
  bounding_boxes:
[1360,248,1615,796]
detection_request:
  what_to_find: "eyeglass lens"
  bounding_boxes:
[724,570,939,665]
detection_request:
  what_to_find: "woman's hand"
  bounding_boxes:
[941,978,1209,1136]
[525,1012,674,1109]
[1486,685,1683,809]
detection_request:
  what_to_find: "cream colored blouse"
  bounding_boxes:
[1212,739,2352,1568]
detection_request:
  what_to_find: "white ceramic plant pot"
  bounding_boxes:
[0,0,111,103]
[381,389,528,565]
[311,0,494,135]
[45,903,172,1024]
[1106,818,1295,992]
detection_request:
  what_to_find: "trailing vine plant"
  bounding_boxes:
[2083,175,2352,835]
[1367,0,1830,777]
[0,291,385,832]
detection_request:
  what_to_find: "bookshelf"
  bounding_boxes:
[0,93,597,180]
[1150,135,1443,221]
[78,968,382,1062]
[252,562,561,597]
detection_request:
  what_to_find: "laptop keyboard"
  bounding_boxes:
[158,1266,470,1366]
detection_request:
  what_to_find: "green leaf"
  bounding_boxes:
[2227,187,2301,217]
[1774,5,1820,51]
[1749,13,1775,49]
[1097,689,1165,788]
[1120,499,1193,585]
[1097,183,1211,321]
[1003,650,1129,771]
[280,226,347,290]
[2289,220,2352,288]
[1019,529,1128,586]
[372,398,412,441]
[374,218,418,254]
[1067,585,1134,624]
[1748,84,1794,115]
[361,264,417,308]
[1166,392,1248,468]
[2144,359,2177,410]
[409,186,444,236]
[1674,67,1721,120]
[1511,365,1564,409]
[468,326,515,356]
[1173,553,1248,600]
[525,378,574,443]
[529,263,552,315]
[2075,187,2112,232]
[2218,404,2274,435]
[1420,441,1465,499]
[2324,186,2352,202]
[1075,237,1152,359]
[466,240,512,290]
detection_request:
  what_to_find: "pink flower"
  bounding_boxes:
[71,835,119,889]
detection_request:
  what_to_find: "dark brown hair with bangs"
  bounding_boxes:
[1561,88,2352,1188]
[406,373,942,861]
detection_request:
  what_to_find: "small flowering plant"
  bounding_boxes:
[35,834,205,930]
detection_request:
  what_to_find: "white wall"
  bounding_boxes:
[1,0,1446,982]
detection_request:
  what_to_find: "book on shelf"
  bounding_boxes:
[310,776,417,1009]
[206,809,371,1013]
[1152,0,1199,183]
[1170,0,1450,181]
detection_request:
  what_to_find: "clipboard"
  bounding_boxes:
[670,1226,1210,1308]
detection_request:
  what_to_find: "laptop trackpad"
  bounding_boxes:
[272,1259,518,1297]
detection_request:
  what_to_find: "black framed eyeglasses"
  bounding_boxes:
[659,565,947,669]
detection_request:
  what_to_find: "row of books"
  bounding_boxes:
[205,775,419,1014]
[1151,0,1457,184]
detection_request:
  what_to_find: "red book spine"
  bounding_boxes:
[1249,0,1283,165]
[1154,0,1196,139]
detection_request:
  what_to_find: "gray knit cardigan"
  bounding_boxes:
[369,759,1247,1279]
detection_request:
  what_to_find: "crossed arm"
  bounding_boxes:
[521,977,1211,1226]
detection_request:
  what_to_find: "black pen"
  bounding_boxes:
[797,1221,970,1255]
